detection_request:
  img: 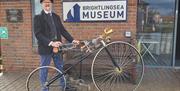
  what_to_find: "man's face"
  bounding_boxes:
[42,0,52,12]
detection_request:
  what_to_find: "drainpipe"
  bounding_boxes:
[0,57,3,76]
[0,38,2,76]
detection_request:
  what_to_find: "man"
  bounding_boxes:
[34,0,79,91]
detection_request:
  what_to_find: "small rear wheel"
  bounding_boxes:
[26,66,66,91]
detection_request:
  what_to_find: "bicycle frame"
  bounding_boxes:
[44,39,120,88]
[27,28,145,91]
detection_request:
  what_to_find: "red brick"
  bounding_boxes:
[1,0,138,71]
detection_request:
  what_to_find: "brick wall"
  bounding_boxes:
[0,0,137,72]
[0,0,38,72]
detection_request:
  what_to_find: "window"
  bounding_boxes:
[137,0,176,66]
[32,0,42,46]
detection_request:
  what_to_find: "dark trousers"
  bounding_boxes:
[39,53,64,91]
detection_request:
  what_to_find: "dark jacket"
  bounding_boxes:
[34,10,74,55]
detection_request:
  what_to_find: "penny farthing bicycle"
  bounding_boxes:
[26,28,144,91]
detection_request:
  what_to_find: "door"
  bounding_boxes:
[175,2,180,67]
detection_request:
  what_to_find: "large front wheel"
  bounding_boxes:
[91,41,144,91]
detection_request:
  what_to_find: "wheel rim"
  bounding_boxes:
[91,41,144,91]
[26,66,66,91]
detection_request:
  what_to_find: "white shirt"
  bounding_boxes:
[44,10,52,16]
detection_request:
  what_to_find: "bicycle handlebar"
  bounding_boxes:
[53,28,113,53]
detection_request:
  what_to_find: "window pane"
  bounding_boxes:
[137,0,176,66]
[34,0,42,15]
[32,0,42,46]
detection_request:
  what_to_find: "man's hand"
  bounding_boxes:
[72,40,80,45]
[51,41,62,47]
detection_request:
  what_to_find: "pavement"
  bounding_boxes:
[0,68,180,91]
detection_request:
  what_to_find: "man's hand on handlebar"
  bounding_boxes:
[51,41,62,48]
[72,40,80,45]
